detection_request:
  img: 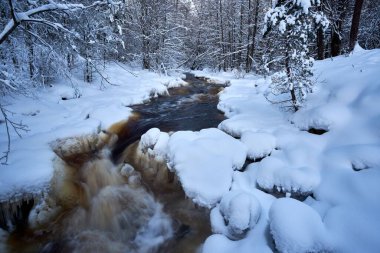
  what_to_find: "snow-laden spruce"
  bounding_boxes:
[263,0,329,111]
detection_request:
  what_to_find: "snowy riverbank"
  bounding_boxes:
[1,47,380,252]
[0,64,186,199]
[142,47,380,252]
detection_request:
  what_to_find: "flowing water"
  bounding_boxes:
[1,73,226,253]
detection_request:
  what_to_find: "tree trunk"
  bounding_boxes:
[250,0,259,66]
[285,50,298,112]
[331,22,342,57]
[316,4,324,60]
[349,0,364,52]
[245,0,259,72]
[219,0,226,71]
[238,1,243,68]
[317,26,324,60]
[25,24,35,79]
[245,0,252,72]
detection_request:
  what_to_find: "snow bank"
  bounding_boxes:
[269,198,331,253]
[198,48,380,253]
[167,128,247,207]
[217,78,287,137]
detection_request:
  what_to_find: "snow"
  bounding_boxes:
[0,63,185,199]
[296,0,312,14]
[200,47,380,253]
[269,198,331,253]
[167,128,247,207]
[139,128,170,161]
[211,190,261,240]
[240,131,277,160]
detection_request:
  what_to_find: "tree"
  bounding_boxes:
[0,0,88,45]
[263,0,329,111]
[0,0,120,163]
[358,0,380,49]
[349,0,364,51]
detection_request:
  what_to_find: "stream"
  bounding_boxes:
[2,73,227,253]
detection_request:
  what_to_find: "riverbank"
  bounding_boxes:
[0,64,186,199]
[192,47,380,253]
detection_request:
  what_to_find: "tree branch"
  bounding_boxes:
[0,0,119,45]
[0,104,29,165]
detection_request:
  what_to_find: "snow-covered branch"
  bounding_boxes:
[0,0,118,45]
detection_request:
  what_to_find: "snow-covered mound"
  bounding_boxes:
[269,198,331,253]
[240,131,277,160]
[167,128,247,207]
[211,190,261,240]
[139,127,170,161]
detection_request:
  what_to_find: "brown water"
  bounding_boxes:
[2,73,226,253]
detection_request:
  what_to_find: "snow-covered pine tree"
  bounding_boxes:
[263,0,328,111]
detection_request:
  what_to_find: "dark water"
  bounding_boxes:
[132,73,225,131]
[112,73,226,161]
[113,73,227,253]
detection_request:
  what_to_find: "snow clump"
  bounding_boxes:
[211,190,261,240]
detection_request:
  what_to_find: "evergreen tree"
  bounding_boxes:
[263,0,328,111]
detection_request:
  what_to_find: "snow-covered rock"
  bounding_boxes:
[241,131,277,160]
[269,198,331,253]
[139,128,170,161]
[256,156,320,195]
[167,128,247,207]
[211,190,261,240]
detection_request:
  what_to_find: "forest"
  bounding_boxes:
[1,0,378,89]
[1,1,380,253]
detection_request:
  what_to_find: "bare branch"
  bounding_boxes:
[0,104,29,165]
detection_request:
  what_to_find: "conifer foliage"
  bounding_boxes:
[263,0,328,111]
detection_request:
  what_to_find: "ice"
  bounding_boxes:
[269,198,331,253]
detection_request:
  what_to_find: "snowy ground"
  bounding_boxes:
[1,47,380,252]
[0,64,186,199]
[144,47,380,253]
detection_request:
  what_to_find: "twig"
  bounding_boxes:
[0,104,29,164]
